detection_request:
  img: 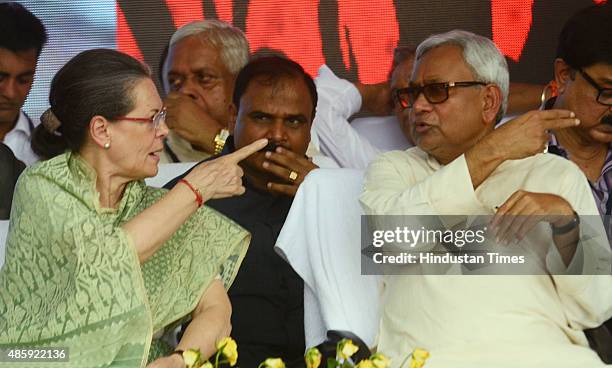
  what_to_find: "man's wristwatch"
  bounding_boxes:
[551,211,580,235]
[213,128,230,155]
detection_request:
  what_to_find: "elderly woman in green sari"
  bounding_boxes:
[0,49,266,368]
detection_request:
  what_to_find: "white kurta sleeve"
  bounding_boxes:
[360,151,485,216]
[312,65,381,169]
[553,275,612,329]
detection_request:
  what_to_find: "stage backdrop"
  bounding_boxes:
[16,0,602,119]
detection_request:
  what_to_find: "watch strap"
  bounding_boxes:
[213,128,229,155]
[551,211,580,235]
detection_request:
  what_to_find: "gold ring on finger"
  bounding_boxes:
[289,170,299,182]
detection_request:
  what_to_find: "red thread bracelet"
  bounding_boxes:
[179,179,203,207]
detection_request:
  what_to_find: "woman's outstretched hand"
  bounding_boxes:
[184,138,268,201]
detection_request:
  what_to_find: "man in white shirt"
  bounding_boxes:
[0,3,46,165]
[360,30,612,367]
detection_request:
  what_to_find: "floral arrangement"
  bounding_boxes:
[179,337,429,368]
[181,337,238,368]
[303,339,429,368]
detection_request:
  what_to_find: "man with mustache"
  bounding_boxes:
[167,56,327,367]
[312,45,547,170]
[543,4,612,361]
[547,4,612,228]
[360,29,611,367]
[0,3,47,165]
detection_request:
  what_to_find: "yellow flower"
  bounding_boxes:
[305,347,322,368]
[337,339,359,360]
[370,353,391,368]
[201,362,214,368]
[408,348,430,368]
[216,337,238,366]
[259,357,286,368]
[182,349,202,368]
[356,359,375,368]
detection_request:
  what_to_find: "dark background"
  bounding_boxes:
[117,0,596,88]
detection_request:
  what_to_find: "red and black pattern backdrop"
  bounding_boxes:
[116,0,603,86]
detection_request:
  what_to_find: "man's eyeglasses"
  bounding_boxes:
[394,81,487,109]
[578,69,612,106]
[116,107,167,130]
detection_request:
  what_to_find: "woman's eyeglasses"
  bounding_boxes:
[116,108,167,130]
[394,81,487,109]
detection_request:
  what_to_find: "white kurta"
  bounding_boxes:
[360,147,612,368]
[276,169,381,348]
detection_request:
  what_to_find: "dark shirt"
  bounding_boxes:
[165,141,305,367]
[0,143,26,220]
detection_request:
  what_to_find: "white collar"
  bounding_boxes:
[10,111,34,135]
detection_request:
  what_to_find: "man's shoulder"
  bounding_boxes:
[490,153,589,197]
[0,143,17,160]
[0,143,25,182]
[375,147,424,162]
[367,147,427,171]
[512,152,584,178]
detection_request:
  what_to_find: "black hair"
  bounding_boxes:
[158,42,169,94]
[31,49,151,159]
[0,2,48,56]
[556,3,612,69]
[232,56,318,121]
[388,45,416,81]
[392,46,416,71]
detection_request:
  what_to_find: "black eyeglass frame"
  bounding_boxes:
[394,81,488,109]
[578,69,612,106]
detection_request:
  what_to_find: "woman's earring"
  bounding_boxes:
[104,142,111,149]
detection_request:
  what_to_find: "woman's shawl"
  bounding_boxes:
[0,152,250,367]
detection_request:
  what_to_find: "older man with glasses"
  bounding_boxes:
[360,29,611,367]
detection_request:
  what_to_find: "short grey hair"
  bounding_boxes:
[416,30,509,123]
[169,19,250,75]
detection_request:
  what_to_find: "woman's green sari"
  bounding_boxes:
[0,152,250,367]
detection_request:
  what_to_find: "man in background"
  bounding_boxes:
[167,56,323,366]
[312,46,416,169]
[160,19,249,163]
[0,2,47,165]
[543,3,612,361]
